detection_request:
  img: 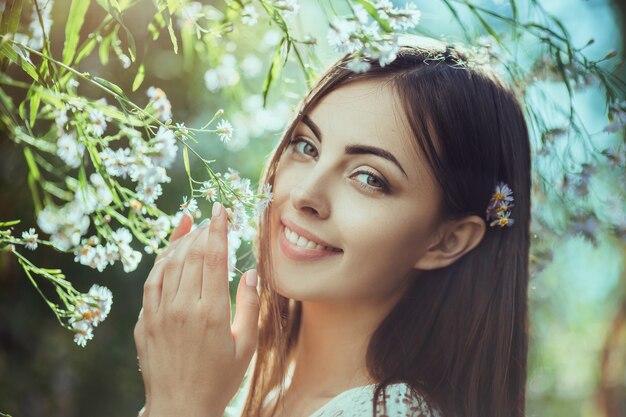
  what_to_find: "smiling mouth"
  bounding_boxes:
[282,225,343,252]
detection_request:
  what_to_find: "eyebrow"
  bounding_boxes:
[302,115,408,179]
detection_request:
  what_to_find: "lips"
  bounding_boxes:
[278,218,343,261]
[283,225,343,252]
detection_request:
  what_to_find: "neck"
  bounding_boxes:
[286,297,400,398]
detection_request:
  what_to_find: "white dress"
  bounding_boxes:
[225,382,443,417]
[307,383,442,417]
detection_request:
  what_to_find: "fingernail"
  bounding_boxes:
[212,202,223,218]
[245,270,258,287]
[199,218,210,228]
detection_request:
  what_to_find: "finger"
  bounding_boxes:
[161,225,207,304]
[201,203,229,306]
[143,257,167,314]
[133,311,151,404]
[154,214,193,263]
[170,213,193,243]
[231,270,260,361]
[176,226,210,302]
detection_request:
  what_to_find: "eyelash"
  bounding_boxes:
[288,136,390,194]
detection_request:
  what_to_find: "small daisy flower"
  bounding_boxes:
[486,182,515,229]
[492,182,514,204]
[21,228,38,250]
[71,320,94,347]
[215,119,234,143]
[490,211,515,228]
[180,196,198,215]
[88,109,107,137]
[200,181,218,202]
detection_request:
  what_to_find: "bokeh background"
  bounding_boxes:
[0,0,625,416]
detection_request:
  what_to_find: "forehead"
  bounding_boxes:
[305,79,433,188]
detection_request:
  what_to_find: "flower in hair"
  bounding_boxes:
[486,182,515,228]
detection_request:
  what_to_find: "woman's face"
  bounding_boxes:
[269,79,443,306]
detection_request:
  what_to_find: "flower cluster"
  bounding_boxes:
[327,1,421,72]
[73,227,143,273]
[604,100,626,133]
[185,168,273,281]
[485,182,515,228]
[99,125,176,207]
[69,285,113,347]
[147,87,173,122]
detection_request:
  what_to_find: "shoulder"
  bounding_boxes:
[375,383,443,417]
[312,383,443,417]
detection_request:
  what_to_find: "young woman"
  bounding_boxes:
[134,38,531,417]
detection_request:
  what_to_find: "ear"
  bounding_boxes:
[413,215,486,271]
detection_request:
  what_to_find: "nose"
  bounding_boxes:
[289,168,331,219]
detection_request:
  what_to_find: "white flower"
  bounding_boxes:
[71,320,94,347]
[88,108,107,137]
[74,237,98,267]
[27,0,53,51]
[21,228,38,250]
[241,4,259,26]
[87,284,113,325]
[241,54,263,78]
[112,227,133,246]
[147,86,173,122]
[216,119,234,143]
[120,248,142,272]
[204,55,240,92]
[200,181,218,201]
[152,126,178,168]
[119,54,131,69]
[327,18,360,54]
[256,183,273,214]
[55,109,68,130]
[136,182,163,206]
[39,201,90,251]
[89,173,113,207]
[270,0,300,17]
[180,196,198,215]
[347,57,371,73]
[104,242,120,265]
[57,131,85,168]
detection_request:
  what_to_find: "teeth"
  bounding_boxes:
[284,226,340,252]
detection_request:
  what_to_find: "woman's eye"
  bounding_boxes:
[352,171,389,193]
[291,137,318,158]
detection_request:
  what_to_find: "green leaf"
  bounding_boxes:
[96,0,136,61]
[74,35,98,64]
[0,43,39,81]
[24,147,41,181]
[0,220,21,227]
[63,0,91,65]
[262,38,285,106]
[183,145,191,177]
[92,76,124,96]
[29,91,40,128]
[99,32,114,65]
[132,63,145,91]
[0,0,23,36]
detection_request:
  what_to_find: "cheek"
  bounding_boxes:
[339,208,433,279]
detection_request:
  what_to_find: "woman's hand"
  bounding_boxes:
[134,203,260,417]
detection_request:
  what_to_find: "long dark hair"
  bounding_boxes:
[243,41,531,417]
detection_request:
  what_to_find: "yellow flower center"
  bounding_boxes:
[493,192,505,202]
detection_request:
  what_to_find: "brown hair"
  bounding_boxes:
[242,42,531,417]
